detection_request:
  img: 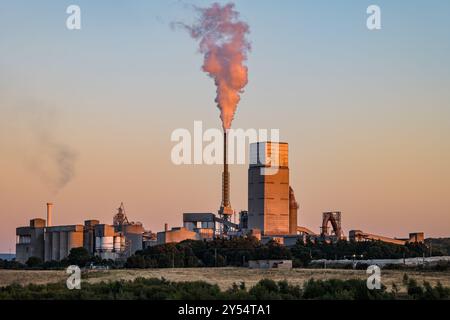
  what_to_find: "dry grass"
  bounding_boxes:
[0,270,68,287]
[1,268,450,292]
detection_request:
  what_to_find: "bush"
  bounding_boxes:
[302,278,392,300]
[0,259,24,270]
[25,257,43,269]
[0,277,448,300]
[67,247,91,267]
[407,279,424,299]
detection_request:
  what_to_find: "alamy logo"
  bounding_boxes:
[366,265,381,290]
[170,121,281,175]
[66,265,81,290]
[367,5,382,30]
[66,5,81,30]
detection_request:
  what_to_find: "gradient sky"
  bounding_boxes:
[1,0,449,252]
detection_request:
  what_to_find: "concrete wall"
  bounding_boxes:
[248,142,290,236]
[409,232,425,243]
[83,220,99,255]
[248,167,290,235]
[16,225,45,264]
[248,166,265,232]
[45,225,84,262]
[94,224,115,238]
[51,230,60,261]
[122,224,144,255]
[68,231,84,252]
[264,168,289,235]
[44,232,52,262]
[125,233,143,254]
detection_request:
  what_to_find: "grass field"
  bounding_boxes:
[1,268,450,292]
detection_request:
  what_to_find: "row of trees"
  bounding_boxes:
[125,237,291,268]
[1,237,447,270]
[0,276,448,300]
[125,237,439,269]
[0,248,119,270]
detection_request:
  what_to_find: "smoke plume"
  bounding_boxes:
[23,103,77,193]
[1,98,77,193]
[183,2,251,129]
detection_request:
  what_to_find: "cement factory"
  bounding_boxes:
[15,138,424,264]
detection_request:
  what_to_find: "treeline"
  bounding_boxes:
[125,237,441,268]
[291,239,441,267]
[0,248,120,270]
[125,237,291,268]
[0,276,449,300]
[2,237,448,270]
[426,238,450,255]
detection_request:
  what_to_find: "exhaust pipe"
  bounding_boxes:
[46,203,53,227]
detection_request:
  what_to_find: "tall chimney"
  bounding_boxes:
[46,202,53,227]
[219,130,234,221]
[164,223,168,232]
[222,131,230,208]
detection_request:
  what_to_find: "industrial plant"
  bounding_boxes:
[16,203,152,264]
[15,140,424,264]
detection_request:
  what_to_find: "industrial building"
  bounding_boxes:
[16,218,45,264]
[320,211,346,241]
[349,230,425,245]
[248,142,292,236]
[156,212,240,245]
[15,203,149,264]
[154,140,425,247]
[155,141,303,245]
[157,224,199,245]
[15,140,426,262]
[44,224,84,261]
[183,213,216,239]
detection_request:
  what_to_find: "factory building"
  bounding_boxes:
[16,219,86,264]
[156,213,218,245]
[157,211,251,245]
[183,213,216,239]
[94,224,127,260]
[248,142,298,236]
[44,225,84,261]
[112,203,144,254]
[15,203,149,264]
[349,230,425,245]
[121,223,144,254]
[320,211,345,241]
[154,141,302,245]
[16,219,46,264]
[157,224,199,244]
[15,141,427,260]
[83,220,99,255]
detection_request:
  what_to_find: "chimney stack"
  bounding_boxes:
[218,130,234,224]
[164,223,168,232]
[222,130,230,209]
[46,203,53,227]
